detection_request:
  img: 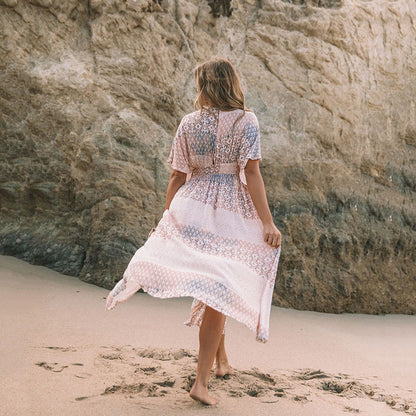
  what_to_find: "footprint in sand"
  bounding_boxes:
[294,369,330,380]
[99,353,123,360]
[43,346,77,352]
[35,362,69,372]
[153,377,176,388]
[321,380,364,397]
[240,368,277,385]
[36,361,91,379]
[101,382,169,397]
[207,367,289,400]
[135,366,160,375]
[180,373,196,392]
[36,347,80,373]
[291,369,416,414]
[344,405,360,413]
[135,347,195,361]
[244,382,268,397]
[74,372,93,379]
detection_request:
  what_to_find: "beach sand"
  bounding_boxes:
[1,254,415,416]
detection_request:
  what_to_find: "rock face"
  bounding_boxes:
[0,0,415,314]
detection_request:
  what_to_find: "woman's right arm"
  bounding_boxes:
[244,159,281,249]
[164,170,187,210]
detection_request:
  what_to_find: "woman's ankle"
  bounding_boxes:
[215,354,229,364]
[216,361,230,369]
[192,377,208,389]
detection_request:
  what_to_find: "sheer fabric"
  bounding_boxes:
[105,107,281,343]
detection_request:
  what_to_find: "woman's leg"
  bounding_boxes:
[214,333,234,376]
[189,305,226,405]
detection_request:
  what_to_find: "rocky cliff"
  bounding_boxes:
[1,0,415,313]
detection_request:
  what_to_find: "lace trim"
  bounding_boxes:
[121,260,270,342]
[152,216,278,282]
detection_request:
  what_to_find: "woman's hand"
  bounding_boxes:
[262,222,281,248]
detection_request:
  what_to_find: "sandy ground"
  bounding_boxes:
[1,254,415,416]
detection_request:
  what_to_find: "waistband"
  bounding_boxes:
[191,162,239,177]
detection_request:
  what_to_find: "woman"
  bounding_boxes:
[105,56,282,406]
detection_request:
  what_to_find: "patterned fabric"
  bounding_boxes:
[105,106,281,343]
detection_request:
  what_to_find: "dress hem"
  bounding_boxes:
[136,284,270,344]
[109,261,271,343]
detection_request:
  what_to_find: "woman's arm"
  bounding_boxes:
[164,170,187,210]
[148,170,186,238]
[244,159,281,248]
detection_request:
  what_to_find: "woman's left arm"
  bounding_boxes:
[164,170,187,210]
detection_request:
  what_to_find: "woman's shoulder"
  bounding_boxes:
[180,110,200,125]
[184,110,201,120]
[180,107,258,125]
[230,109,259,130]
[224,108,258,123]
[241,109,258,121]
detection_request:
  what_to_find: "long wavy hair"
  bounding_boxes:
[193,57,252,131]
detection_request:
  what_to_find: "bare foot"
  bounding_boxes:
[214,362,234,377]
[189,383,218,405]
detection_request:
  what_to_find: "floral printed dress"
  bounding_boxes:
[105,106,281,343]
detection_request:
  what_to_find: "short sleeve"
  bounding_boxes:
[166,116,191,174]
[238,112,262,170]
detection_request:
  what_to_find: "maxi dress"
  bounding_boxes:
[105,106,281,343]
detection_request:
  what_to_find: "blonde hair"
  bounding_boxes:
[193,57,253,131]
